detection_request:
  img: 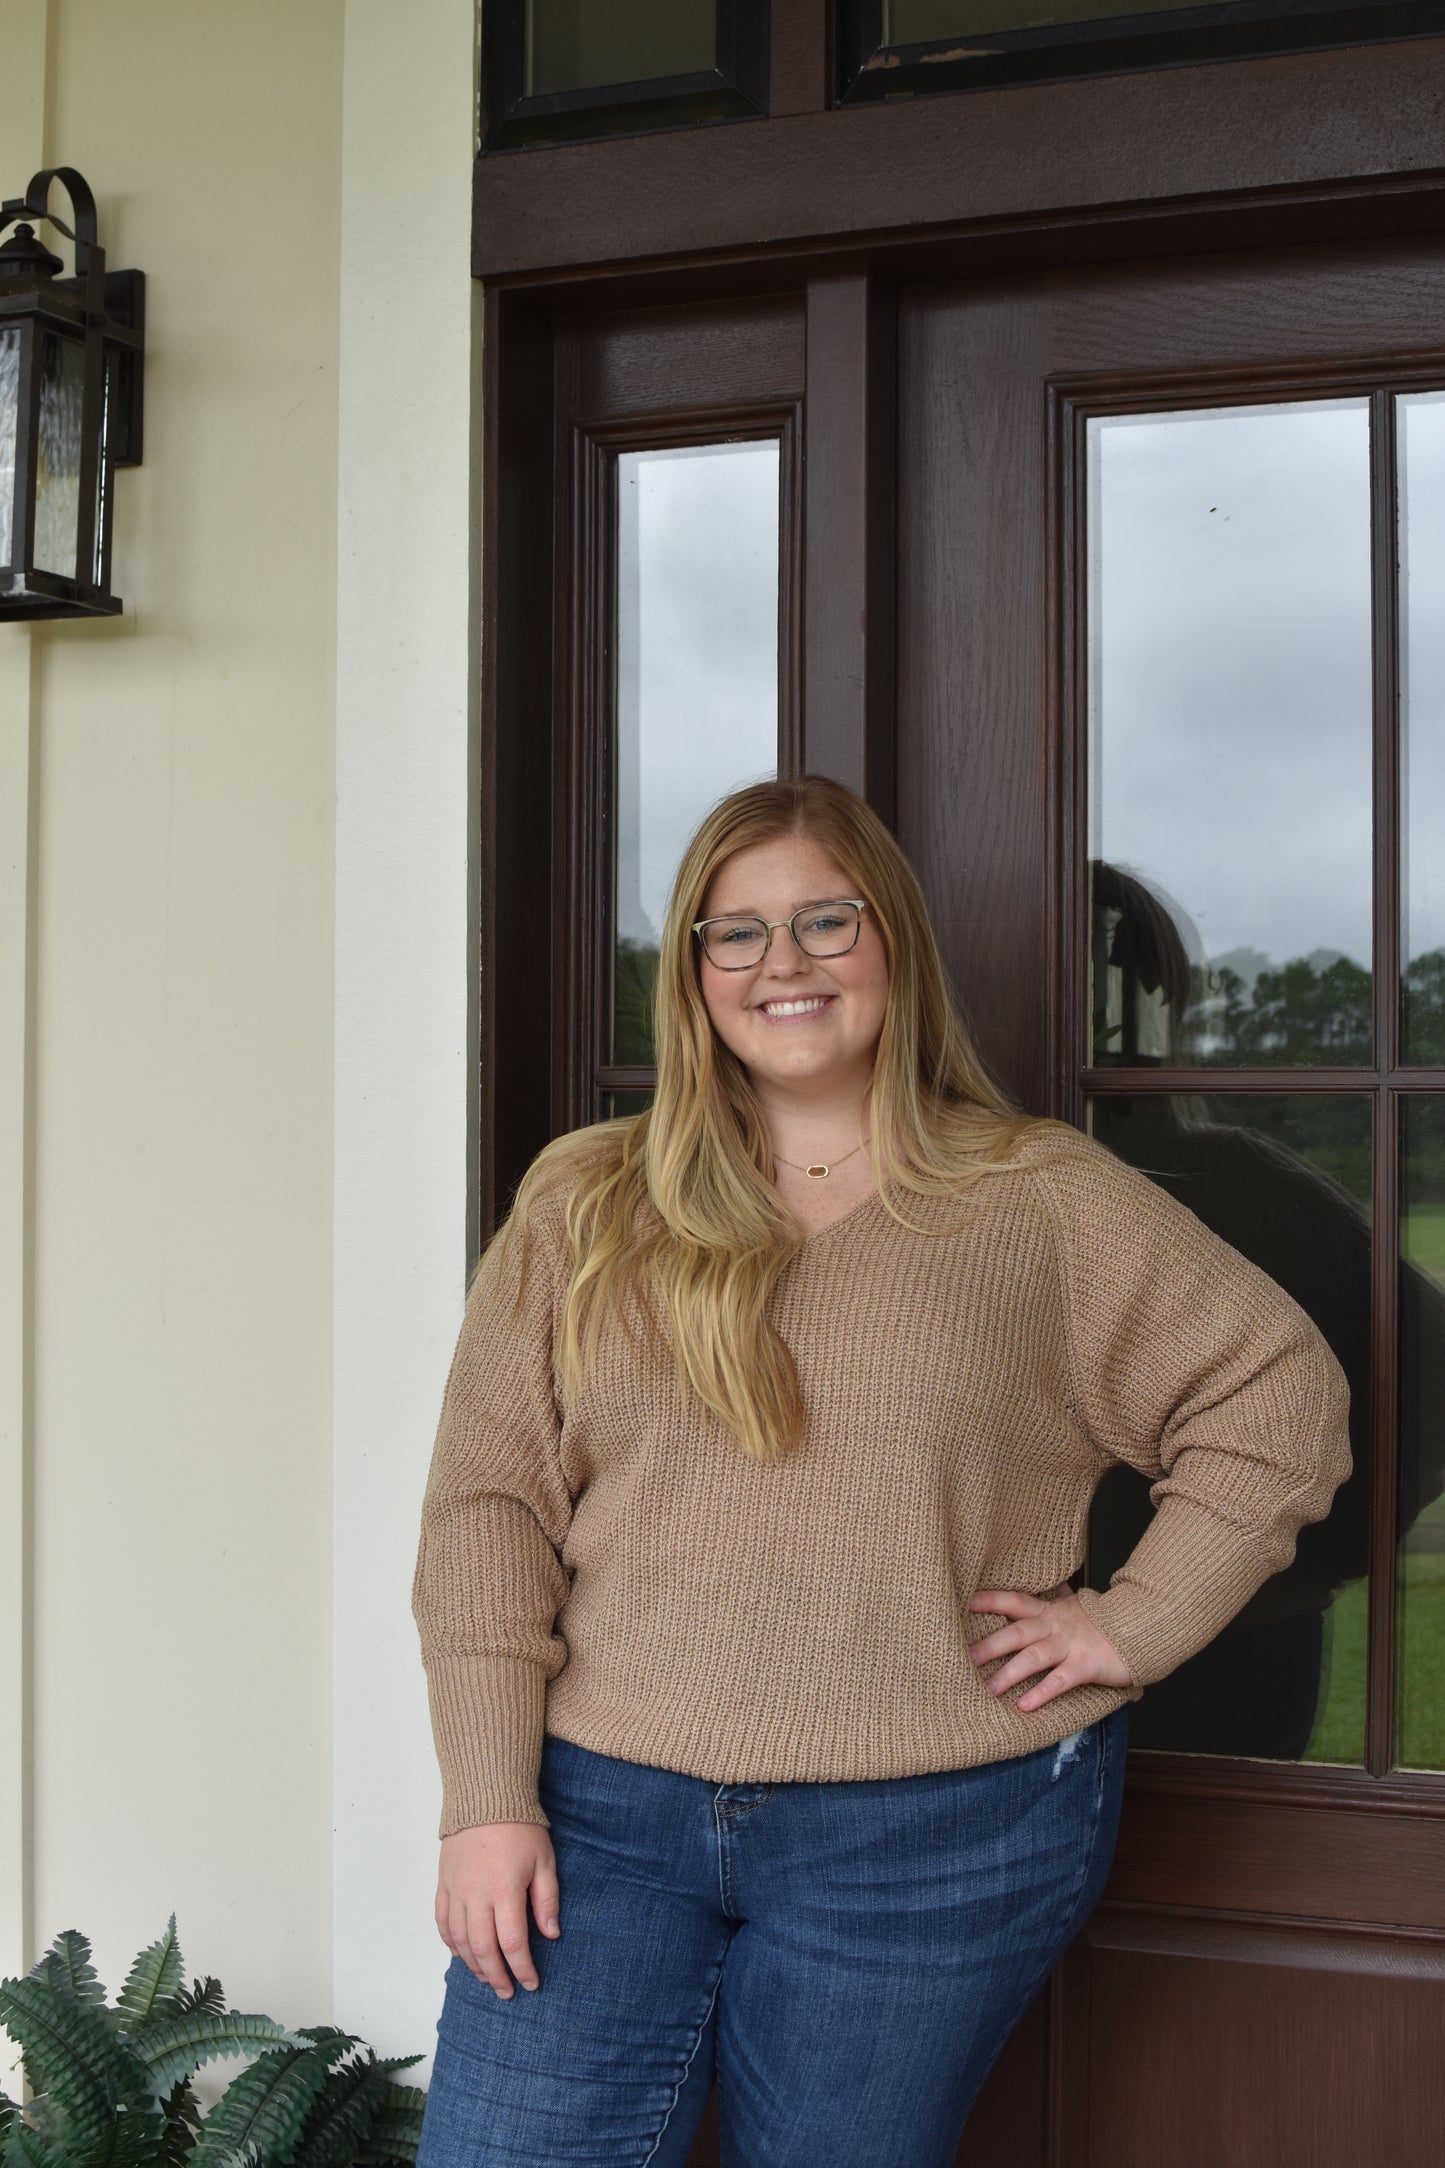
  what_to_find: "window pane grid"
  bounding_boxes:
[1081,380,1445,1776]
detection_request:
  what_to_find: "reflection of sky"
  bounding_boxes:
[1089,401,1373,978]
[1404,392,1445,966]
[616,442,779,945]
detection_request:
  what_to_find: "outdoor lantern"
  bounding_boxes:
[0,167,144,620]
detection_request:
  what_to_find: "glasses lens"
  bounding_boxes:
[703,917,767,966]
[795,903,861,956]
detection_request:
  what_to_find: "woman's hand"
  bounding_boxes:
[967,1586,1134,1712]
[435,1823,562,1999]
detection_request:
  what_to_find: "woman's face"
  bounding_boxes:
[696,831,889,1100]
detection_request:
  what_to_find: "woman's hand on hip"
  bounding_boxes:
[435,1823,561,1999]
[967,1586,1134,1711]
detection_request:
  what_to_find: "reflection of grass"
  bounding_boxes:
[1402,1207,1445,1280]
[1300,1552,1445,1772]
[1400,1546,1445,1771]
[1303,1579,1366,1767]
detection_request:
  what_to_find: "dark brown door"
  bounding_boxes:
[896,236,1445,2166]
[487,245,1445,2168]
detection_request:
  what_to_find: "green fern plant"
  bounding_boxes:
[0,1919,425,2168]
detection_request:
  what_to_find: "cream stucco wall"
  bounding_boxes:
[3,0,478,2084]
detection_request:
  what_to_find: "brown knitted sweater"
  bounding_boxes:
[411,1121,1351,1836]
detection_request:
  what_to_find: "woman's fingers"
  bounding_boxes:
[1014,1666,1077,1712]
[966,1586,1134,1704]
[531,1857,562,1938]
[493,1891,541,1992]
[467,1908,520,2000]
[970,1589,1044,1619]
[435,1824,561,1997]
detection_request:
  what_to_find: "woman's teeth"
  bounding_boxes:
[760,996,830,1018]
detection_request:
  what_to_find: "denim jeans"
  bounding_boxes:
[417,1706,1128,2168]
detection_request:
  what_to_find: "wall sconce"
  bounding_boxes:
[0,167,144,621]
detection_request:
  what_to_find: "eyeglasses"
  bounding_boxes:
[692,899,869,970]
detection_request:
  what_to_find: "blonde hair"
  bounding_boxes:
[490,774,1078,1462]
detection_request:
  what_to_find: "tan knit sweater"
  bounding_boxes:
[411,1121,1351,1836]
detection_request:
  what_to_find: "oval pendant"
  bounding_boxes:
[806,1164,829,1179]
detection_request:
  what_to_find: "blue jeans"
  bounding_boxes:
[417,1707,1128,2168]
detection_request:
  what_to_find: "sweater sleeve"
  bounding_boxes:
[1027,1134,1353,1695]
[411,1188,575,1836]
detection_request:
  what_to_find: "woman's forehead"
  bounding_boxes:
[703,833,853,911]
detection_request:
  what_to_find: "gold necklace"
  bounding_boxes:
[774,1137,869,1181]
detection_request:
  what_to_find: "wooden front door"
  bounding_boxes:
[479,185,1445,2168]
[895,235,1445,2164]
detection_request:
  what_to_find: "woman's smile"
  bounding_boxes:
[752,993,838,1022]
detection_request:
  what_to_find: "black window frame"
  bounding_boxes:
[836,0,1445,104]
[480,0,770,152]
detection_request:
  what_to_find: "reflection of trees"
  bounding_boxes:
[1403,950,1445,1065]
[614,938,660,1066]
[1094,865,1445,1069]
[1192,954,1371,1065]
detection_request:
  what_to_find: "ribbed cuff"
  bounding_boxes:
[1073,1586,1148,1701]
[422,1649,550,1837]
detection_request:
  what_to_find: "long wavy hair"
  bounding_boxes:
[490,774,1078,1462]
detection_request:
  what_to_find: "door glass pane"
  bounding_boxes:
[1401,391,1445,1065]
[612,440,779,1065]
[1087,400,1373,1068]
[603,1089,655,1121]
[526,0,715,96]
[1086,1093,1371,1765]
[1398,1097,1445,1771]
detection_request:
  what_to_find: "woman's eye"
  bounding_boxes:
[803,913,845,934]
[718,923,758,945]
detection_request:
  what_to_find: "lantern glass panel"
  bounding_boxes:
[34,328,87,578]
[0,325,18,566]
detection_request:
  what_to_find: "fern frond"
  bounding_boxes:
[171,1987,223,2021]
[6,2118,54,2168]
[351,2081,425,2168]
[133,2018,302,2102]
[287,2050,412,2168]
[0,2092,21,2146]
[116,1925,185,2036]
[187,2039,353,2168]
[159,2077,202,2168]
[69,2091,167,2168]
[0,1978,134,2156]
[28,1935,107,2013]
[15,2090,69,2148]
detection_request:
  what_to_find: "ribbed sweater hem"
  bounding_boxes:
[539,1670,1132,1791]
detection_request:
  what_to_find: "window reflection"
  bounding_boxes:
[1087,1090,1372,1766]
[526,0,715,97]
[1401,392,1445,1065]
[886,0,1193,35]
[612,440,780,1065]
[1087,400,1373,1068]
[1398,1097,1445,1772]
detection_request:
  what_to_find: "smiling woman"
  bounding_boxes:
[694,836,888,1232]
[409,772,1351,2166]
